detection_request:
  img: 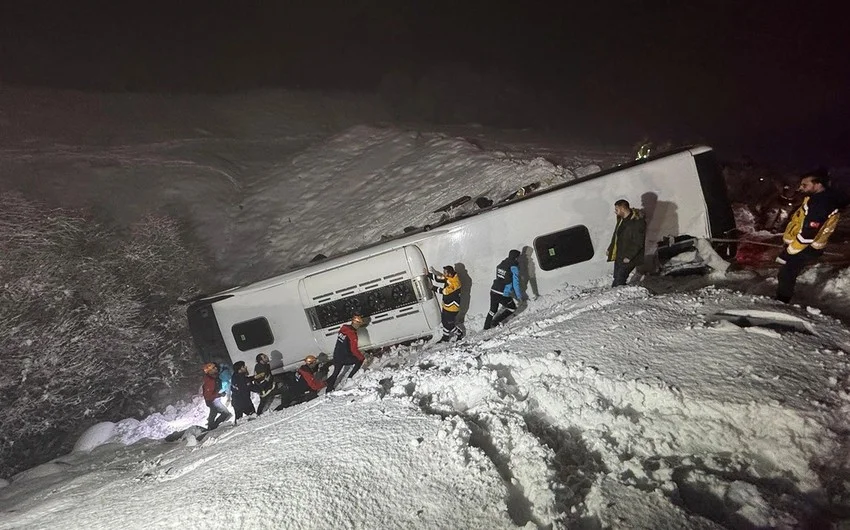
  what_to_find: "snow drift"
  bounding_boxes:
[2,286,850,528]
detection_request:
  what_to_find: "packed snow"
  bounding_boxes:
[2,286,850,528]
[1,88,850,528]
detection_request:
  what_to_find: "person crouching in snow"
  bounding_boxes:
[275,355,327,410]
[230,361,257,423]
[325,313,367,392]
[429,265,464,342]
[202,363,232,430]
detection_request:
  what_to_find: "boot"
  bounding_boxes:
[491,311,510,327]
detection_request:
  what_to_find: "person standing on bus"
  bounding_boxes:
[484,250,524,330]
[429,265,464,342]
[325,313,367,392]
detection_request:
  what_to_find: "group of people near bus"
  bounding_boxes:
[200,313,368,430]
[202,169,845,430]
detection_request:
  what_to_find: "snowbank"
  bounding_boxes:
[72,422,117,453]
[2,285,848,528]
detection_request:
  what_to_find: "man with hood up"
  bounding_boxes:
[607,199,646,287]
[483,250,524,330]
[776,169,847,303]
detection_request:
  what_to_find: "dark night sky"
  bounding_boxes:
[1,1,848,167]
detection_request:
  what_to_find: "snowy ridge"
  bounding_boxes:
[3,285,848,528]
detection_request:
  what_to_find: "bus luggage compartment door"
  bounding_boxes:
[299,245,440,353]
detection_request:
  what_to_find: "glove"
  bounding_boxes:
[776,247,790,265]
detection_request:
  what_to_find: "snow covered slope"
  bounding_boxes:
[1,286,849,528]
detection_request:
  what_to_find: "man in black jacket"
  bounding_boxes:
[325,313,367,392]
[230,361,257,422]
[484,250,524,330]
[254,353,285,415]
[606,199,646,287]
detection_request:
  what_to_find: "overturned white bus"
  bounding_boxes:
[188,146,734,373]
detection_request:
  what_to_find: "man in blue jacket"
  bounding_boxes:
[484,249,524,330]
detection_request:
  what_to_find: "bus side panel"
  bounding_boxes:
[300,245,440,354]
[415,150,714,324]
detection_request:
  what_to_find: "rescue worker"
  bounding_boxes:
[325,313,367,392]
[275,355,327,410]
[483,250,524,330]
[776,169,847,303]
[230,361,257,422]
[202,363,232,430]
[429,265,464,342]
[254,353,282,415]
[606,199,646,287]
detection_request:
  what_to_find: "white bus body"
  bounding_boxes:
[188,146,734,373]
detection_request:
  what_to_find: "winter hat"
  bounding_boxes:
[508,249,521,260]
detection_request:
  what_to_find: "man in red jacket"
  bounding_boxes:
[325,313,367,392]
[275,355,328,410]
[202,363,232,430]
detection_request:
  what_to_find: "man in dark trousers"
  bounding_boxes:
[201,363,232,430]
[275,355,328,410]
[606,199,646,287]
[429,265,464,342]
[483,250,524,330]
[230,361,257,422]
[325,313,367,392]
[776,169,847,303]
[254,353,284,415]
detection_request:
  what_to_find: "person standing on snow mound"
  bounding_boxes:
[606,199,646,287]
[202,363,232,430]
[776,169,848,303]
[429,264,464,342]
[325,313,367,392]
[275,355,327,410]
[484,249,524,330]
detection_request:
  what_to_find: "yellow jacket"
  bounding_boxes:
[783,194,840,254]
[430,273,462,313]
